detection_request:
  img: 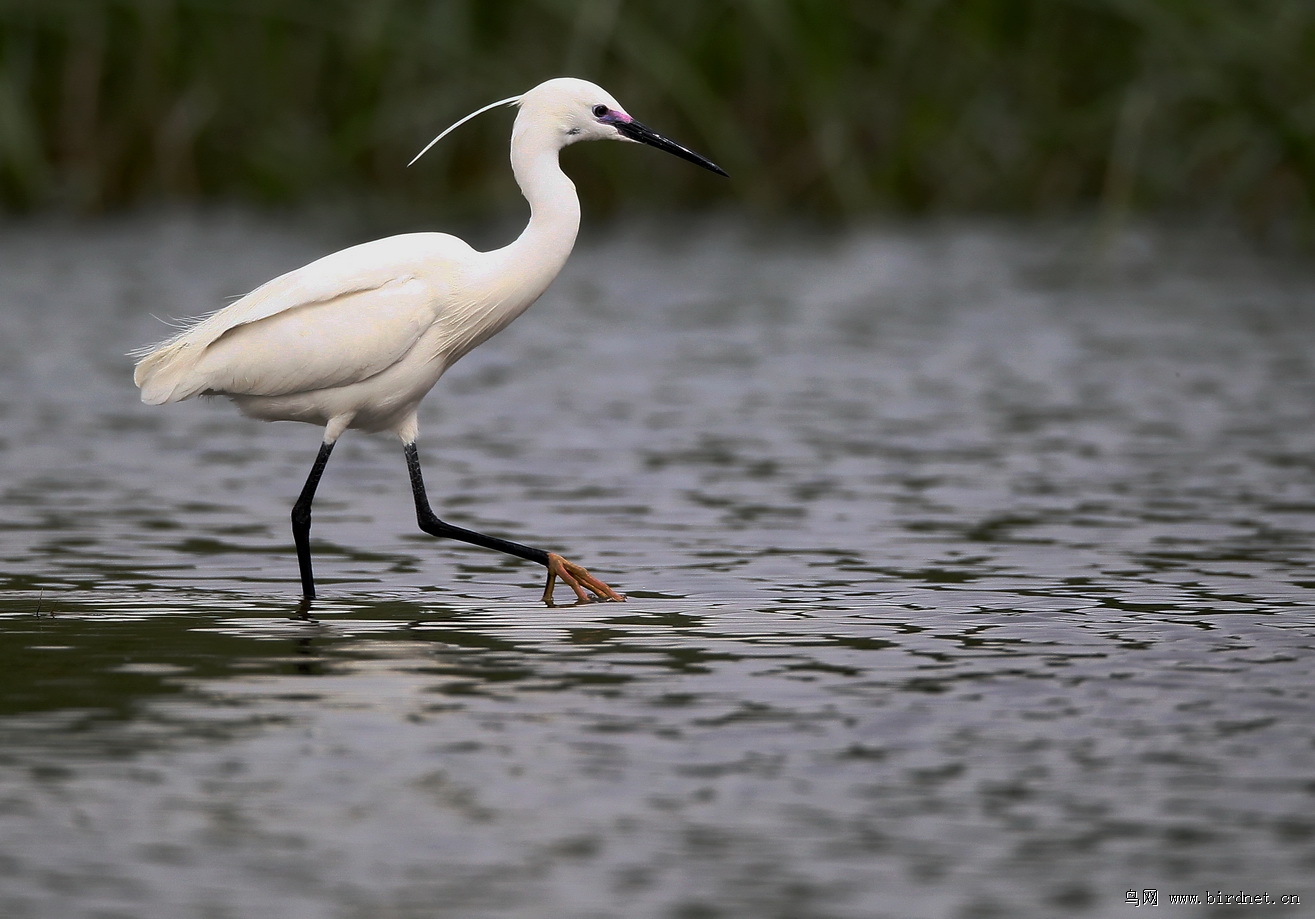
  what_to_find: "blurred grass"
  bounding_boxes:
[0,0,1312,231]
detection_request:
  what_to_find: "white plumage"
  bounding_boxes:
[132,77,726,604]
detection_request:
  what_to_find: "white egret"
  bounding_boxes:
[133,77,727,605]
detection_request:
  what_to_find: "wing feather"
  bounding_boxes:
[134,233,470,404]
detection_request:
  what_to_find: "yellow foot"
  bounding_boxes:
[543,552,625,605]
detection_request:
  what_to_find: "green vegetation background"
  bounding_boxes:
[0,0,1311,231]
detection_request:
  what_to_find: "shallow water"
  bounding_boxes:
[1,214,1313,918]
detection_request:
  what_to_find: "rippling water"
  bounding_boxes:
[1,214,1313,918]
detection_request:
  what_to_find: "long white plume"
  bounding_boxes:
[407,94,522,167]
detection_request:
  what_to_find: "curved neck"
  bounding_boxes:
[497,115,581,279]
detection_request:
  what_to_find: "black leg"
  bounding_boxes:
[403,442,623,604]
[404,442,549,565]
[292,440,335,601]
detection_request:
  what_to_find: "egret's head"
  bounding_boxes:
[518,78,626,145]
[518,77,728,176]
[410,77,727,177]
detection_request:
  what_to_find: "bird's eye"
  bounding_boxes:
[592,104,608,118]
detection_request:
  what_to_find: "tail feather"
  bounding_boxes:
[133,340,205,405]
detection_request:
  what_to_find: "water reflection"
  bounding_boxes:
[0,216,1313,917]
[2,588,1312,917]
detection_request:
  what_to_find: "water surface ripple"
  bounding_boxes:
[1,215,1312,918]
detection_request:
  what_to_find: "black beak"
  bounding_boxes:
[615,119,728,177]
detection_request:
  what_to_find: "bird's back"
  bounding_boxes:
[133,233,475,406]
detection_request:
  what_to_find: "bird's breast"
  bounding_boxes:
[427,254,561,367]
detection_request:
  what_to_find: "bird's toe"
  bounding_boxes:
[543,552,624,605]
